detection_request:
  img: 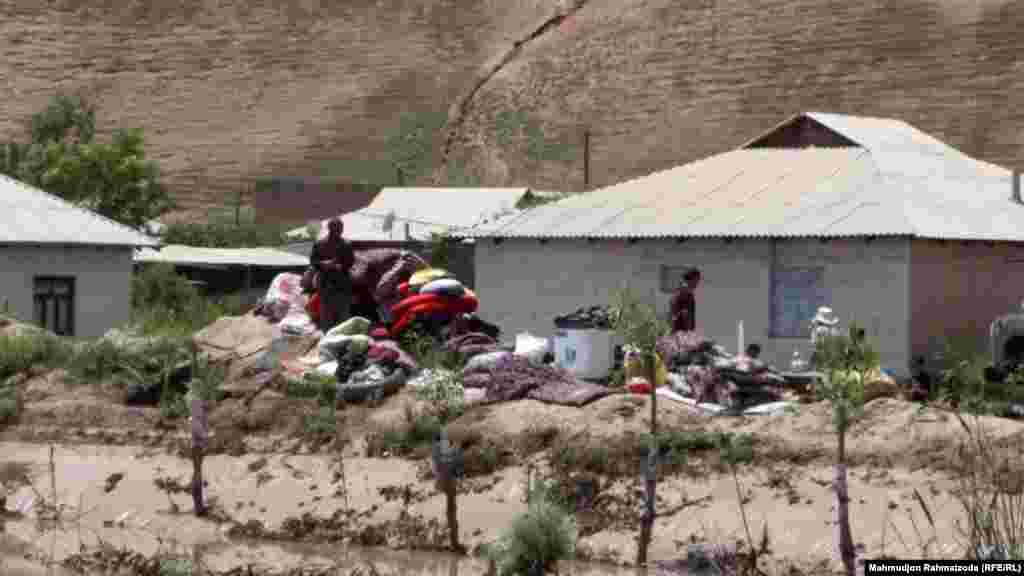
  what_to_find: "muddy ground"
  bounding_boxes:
[1,367,1019,575]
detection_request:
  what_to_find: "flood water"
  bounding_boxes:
[1,523,647,576]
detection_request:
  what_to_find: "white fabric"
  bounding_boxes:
[514,332,550,364]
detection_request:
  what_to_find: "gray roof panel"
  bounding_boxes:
[467,113,1021,241]
[0,173,159,247]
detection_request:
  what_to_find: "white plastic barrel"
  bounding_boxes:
[554,328,615,380]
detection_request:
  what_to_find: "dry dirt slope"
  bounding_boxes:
[1,0,1022,212]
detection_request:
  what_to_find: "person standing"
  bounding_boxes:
[669,268,701,333]
[310,217,356,333]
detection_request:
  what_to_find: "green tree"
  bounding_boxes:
[814,324,878,576]
[0,93,173,229]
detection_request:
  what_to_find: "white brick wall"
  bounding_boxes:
[0,245,134,338]
[474,237,911,376]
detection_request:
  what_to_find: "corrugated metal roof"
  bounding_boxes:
[0,173,159,247]
[286,187,531,241]
[467,113,1022,241]
[134,244,308,268]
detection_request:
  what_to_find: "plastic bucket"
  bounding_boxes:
[555,329,615,380]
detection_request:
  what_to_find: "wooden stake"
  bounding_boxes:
[583,129,591,192]
[191,398,208,517]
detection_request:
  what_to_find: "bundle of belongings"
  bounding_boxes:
[255,272,317,335]
[652,331,788,412]
[553,305,617,330]
[285,311,608,407]
[458,351,611,407]
[300,249,431,326]
[286,316,420,403]
[388,268,480,338]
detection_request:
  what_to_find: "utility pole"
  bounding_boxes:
[583,129,591,192]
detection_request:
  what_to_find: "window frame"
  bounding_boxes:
[659,265,694,294]
[769,265,826,339]
[33,276,76,336]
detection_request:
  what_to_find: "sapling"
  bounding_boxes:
[814,323,877,576]
[610,288,670,567]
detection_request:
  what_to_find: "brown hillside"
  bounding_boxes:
[1,0,1022,213]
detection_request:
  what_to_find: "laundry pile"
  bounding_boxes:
[286,316,418,403]
[388,268,480,338]
[255,272,317,335]
[652,331,787,411]
[553,305,617,330]
[460,351,611,407]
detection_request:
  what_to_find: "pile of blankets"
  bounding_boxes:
[460,350,611,407]
[388,269,479,338]
[286,317,420,403]
[656,331,786,410]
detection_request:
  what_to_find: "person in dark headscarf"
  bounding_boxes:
[669,268,701,333]
[310,217,356,332]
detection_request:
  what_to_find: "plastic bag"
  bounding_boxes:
[409,268,451,287]
[514,333,550,364]
[316,361,339,378]
[462,350,512,374]
[328,317,371,337]
[420,278,465,297]
[318,334,371,363]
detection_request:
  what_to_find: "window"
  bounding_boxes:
[660,265,693,293]
[33,276,75,336]
[770,267,826,338]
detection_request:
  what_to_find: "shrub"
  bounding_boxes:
[130,263,239,336]
[936,337,990,410]
[0,387,19,425]
[285,373,337,407]
[955,412,1024,560]
[488,479,577,575]
[413,369,465,424]
[131,263,198,315]
[304,406,338,438]
[159,220,290,248]
[365,409,442,457]
[0,332,73,382]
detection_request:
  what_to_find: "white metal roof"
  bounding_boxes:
[287,187,531,241]
[134,244,308,268]
[0,173,159,247]
[467,113,1022,241]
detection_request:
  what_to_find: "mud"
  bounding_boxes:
[2,368,1020,574]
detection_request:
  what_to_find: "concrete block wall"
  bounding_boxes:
[474,237,911,375]
[0,245,134,338]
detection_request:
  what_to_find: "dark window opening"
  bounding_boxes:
[33,276,75,336]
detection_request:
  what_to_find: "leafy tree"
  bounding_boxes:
[814,324,878,576]
[0,93,173,229]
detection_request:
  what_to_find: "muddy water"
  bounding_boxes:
[1,529,643,576]
[0,441,642,575]
[0,439,967,573]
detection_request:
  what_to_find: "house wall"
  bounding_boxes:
[0,245,134,338]
[909,240,1024,367]
[474,237,911,375]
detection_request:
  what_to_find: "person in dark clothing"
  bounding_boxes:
[310,217,356,333]
[910,355,933,402]
[669,268,701,333]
